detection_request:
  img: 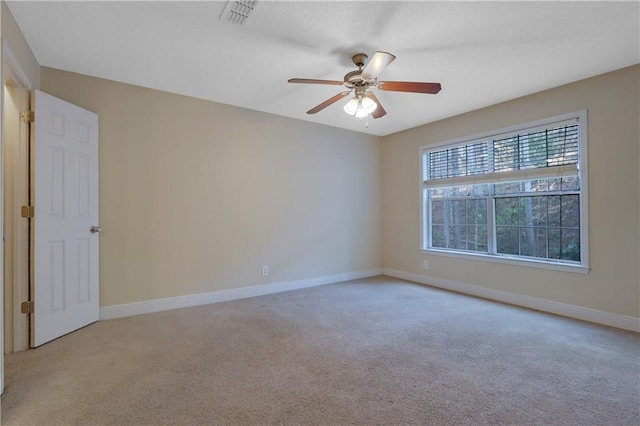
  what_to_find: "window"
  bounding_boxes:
[421,112,588,272]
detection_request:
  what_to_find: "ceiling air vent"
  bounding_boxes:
[220,0,258,25]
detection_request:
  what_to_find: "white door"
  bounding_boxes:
[32,90,99,347]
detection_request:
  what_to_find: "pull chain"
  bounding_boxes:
[358,116,370,128]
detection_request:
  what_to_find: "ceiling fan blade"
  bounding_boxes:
[288,78,344,86]
[365,93,386,119]
[306,91,351,114]
[361,51,396,80]
[377,81,442,94]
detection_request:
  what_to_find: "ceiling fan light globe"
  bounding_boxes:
[343,98,359,115]
[344,96,377,118]
[361,96,377,113]
[354,99,368,118]
[355,108,369,118]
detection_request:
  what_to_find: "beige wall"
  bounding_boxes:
[41,68,381,307]
[38,65,640,318]
[382,65,640,318]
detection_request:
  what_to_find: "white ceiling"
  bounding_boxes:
[7,1,640,137]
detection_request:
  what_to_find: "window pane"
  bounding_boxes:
[429,150,448,179]
[451,186,473,197]
[546,126,579,166]
[528,179,548,192]
[450,200,466,224]
[432,225,446,248]
[496,227,519,255]
[431,192,580,262]
[433,184,489,198]
[469,184,490,197]
[493,137,519,172]
[519,196,547,227]
[495,198,518,225]
[495,182,521,195]
[467,143,489,176]
[518,197,532,226]
[549,194,581,227]
[477,199,487,223]
[448,147,466,177]
[548,178,562,191]
[477,225,487,248]
[549,228,561,259]
[519,228,535,257]
[535,228,548,258]
[495,178,578,195]
[560,228,581,261]
[431,200,445,224]
[519,227,547,258]
[519,133,548,169]
[428,143,489,180]
[466,199,487,224]
[429,188,445,199]
[561,176,580,191]
[448,225,466,250]
[532,197,547,226]
[548,196,561,226]
[467,225,488,252]
[465,200,476,224]
[492,124,579,172]
[561,195,580,227]
[548,228,581,261]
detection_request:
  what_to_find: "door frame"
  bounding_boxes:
[2,40,33,357]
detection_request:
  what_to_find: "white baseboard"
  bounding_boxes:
[383,268,640,332]
[100,269,382,320]
[100,267,639,332]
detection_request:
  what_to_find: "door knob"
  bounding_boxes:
[90,226,102,234]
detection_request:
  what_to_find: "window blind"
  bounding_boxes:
[424,120,579,186]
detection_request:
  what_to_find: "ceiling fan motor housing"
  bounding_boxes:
[352,53,368,67]
[344,70,373,87]
[344,53,375,88]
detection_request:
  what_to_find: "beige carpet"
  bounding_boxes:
[1,276,639,425]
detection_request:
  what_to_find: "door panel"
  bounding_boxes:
[32,90,99,347]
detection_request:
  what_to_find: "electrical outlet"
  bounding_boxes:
[422,260,429,269]
[261,265,269,276]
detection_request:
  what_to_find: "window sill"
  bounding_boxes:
[420,248,590,274]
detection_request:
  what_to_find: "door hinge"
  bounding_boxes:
[21,301,34,314]
[21,110,34,123]
[21,205,34,218]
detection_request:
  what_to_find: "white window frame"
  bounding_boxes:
[419,110,589,274]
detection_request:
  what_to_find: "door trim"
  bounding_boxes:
[3,41,33,89]
[3,41,33,355]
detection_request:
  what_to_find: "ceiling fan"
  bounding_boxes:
[288,51,441,120]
